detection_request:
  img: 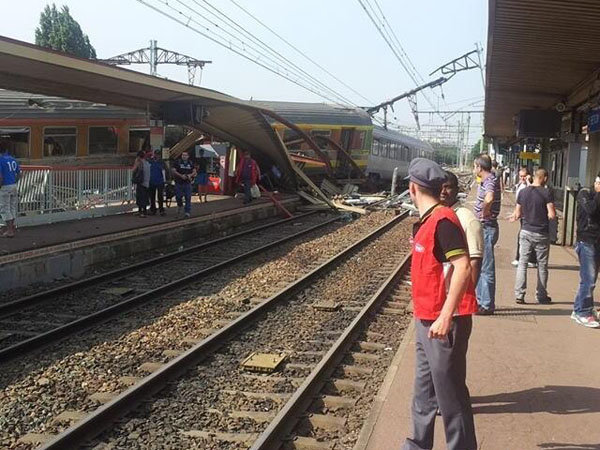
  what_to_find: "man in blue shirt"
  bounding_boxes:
[171,150,196,218]
[0,139,21,237]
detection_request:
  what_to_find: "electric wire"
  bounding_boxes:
[185,0,358,106]
[227,0,375,105]
[134,0,354,105]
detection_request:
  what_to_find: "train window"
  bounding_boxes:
[311,129,331,138]
[389,143,396,160]
[0,127,30,159]
[385,142,390,158]
[89,127,118,154]
[44,127,77,157]
[129,128,150,153]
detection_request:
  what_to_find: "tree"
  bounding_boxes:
[35,4,96,59]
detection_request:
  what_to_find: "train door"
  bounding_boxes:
[337,128,354,178]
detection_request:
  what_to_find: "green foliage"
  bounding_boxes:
[35,4,96,59]
[469,138,484,162]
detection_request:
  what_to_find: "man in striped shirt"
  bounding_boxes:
[473,154,502,314]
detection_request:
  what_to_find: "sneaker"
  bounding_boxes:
[515,298,525,304]
[184,212,191,219]
[476,307,494,316]
[571,312,600,328]
[528,262,538,268]
[511,260,519,267]
[537,296,552,304]
[160,211,166,217]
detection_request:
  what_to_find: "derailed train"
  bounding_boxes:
[253,101,435,182]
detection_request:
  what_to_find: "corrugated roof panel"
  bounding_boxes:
[485,0,600,138]
[251,101,373,126]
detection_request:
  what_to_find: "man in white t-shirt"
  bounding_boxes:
[441,171,484,285]
[511,167,537,267]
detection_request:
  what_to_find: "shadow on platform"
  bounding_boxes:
[472,385,600,415]
[538,444,600,450]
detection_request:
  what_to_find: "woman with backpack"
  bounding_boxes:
[132,150,151,217]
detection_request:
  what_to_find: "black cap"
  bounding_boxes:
[405,158,447,189]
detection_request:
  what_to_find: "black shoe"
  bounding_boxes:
[516,298,525,304]
[476,307,494,316]
[537,296,552,304]
[148,210,157,216]
[159,210,166,216]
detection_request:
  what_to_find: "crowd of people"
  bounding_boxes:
[131,148,262,218]
[402,154,600,450]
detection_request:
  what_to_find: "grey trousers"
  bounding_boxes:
[403,316,477,450]
[514,229,550,301]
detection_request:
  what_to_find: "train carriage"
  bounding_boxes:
[252,100,434,183]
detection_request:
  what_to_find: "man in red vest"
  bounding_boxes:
[403,158,478,450]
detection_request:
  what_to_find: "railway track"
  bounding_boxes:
[0,212,338,362]
[34,212,413,450]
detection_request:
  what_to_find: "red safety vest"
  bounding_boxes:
[411,206,478,320]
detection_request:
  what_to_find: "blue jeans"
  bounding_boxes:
[574,241,600,315]
[476,223,499,311]
[175,183,192,213]
[243,178,252,203]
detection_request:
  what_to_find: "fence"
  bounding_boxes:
[9,165,134,226]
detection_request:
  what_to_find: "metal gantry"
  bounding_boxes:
[100,40,212,85]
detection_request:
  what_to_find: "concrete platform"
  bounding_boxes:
[0,194,301,292]
[359,199,600,450]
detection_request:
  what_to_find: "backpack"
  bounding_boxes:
[132,166,143,184]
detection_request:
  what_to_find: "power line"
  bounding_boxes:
[185,0,357,106]
[228,0,374,105]
[356,0,444,120]
[173,0,355,105]
[135,0,354,105]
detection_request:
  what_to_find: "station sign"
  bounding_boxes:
[588,108,600,133]
[519,152,541,161]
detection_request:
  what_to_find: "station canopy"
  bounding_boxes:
[0,36,295,187]
[485,0,600,140]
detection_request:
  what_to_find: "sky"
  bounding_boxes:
[3,0,488,146]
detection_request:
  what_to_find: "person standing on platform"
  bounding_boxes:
[148,149,168,216]
[441,171,484,285]
[511,168,555,304]
[473,154,501,315]
[0,140,21,238]
[172,150,196,219]
[571,175,600,328]
[403,158,478,450]
[511,167,537,267]
[132,150,150,218]
[235,149,260,204]
[196,148,209,203]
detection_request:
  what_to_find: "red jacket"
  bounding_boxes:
[235,157,260,185]
[411,206,478,320]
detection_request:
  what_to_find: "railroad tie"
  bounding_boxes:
[286,435,334,450]
[17,433,54,445]
[181,430,259,444]
[358,341,387,351]
[118,376,142,386]
[138,362,164,373]
[89,391,118,404]
[329,378,367,392]
[51,410,88,425]
[307,413,346,431]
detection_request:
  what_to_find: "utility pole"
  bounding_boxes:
[100,40,212,86]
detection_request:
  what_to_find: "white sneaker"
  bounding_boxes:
[511,260,518,267]
[528,262,537,268]
[571,312,600,328]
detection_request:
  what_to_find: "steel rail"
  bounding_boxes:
[251,252,411,450]
[39,211,408,450]
[0,211,318,318]
[0,213,336,363]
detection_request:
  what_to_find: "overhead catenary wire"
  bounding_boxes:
[134,0,357,106]
[356,0,446,121]
[227,0,375,105]
[184,0,359,106]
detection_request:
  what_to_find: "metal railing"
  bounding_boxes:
[8,165,134,226]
